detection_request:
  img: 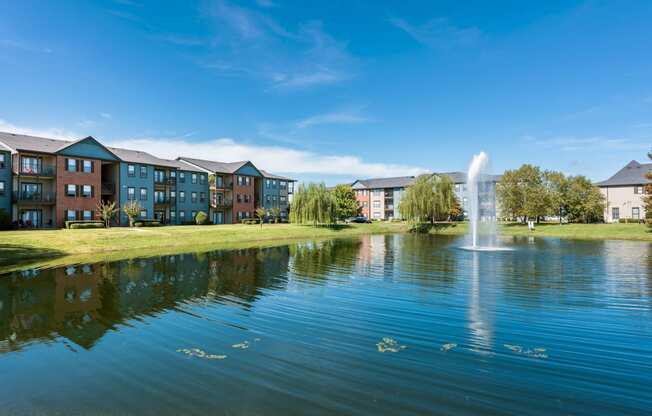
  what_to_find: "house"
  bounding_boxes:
[596,160,651,222]
[260,170,295,219]
[176,157,263,224]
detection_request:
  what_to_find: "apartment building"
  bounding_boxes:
[597,160,651,222]
[260,170,295,219]
[0,147,11,215]
[351,172,501,220]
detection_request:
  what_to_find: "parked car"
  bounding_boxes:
[345,216,371,224]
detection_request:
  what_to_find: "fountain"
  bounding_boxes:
[461,152,511,251]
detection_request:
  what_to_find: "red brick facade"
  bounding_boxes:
[232,173,256,223]
[55,155,102,227]
[355,189,370,218]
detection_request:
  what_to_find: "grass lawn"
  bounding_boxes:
[0,221,649,274]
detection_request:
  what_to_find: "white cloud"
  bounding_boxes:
[0,119,77,141]
[389,16,481,49]
[295,111,370,129]
[104,136,428,178]
[100,113,113,120]
[523,135,650,152]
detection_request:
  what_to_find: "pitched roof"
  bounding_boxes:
[596,160,652,186]
[352,176,416,189]
[260,169,295,181]
[177,157,251,174]
[0,131,71,153]
[106,147,179,168]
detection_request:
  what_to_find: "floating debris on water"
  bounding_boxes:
[441,343,457,352]
[504,344,548,359]
[177,348,227,360]
[377,337,407,353]
[232,341,250,349]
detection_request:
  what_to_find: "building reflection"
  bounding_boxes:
[0,246,290,352]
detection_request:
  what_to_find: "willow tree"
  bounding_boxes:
[399,174,457,225]
[289,183,337,225]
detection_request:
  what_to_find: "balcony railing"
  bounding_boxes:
[209,180,233,189]
[101,183,116,195]
[154,197,171,205]
[18,165,56,177]
[211,198,233,209]
[13,191,56,204]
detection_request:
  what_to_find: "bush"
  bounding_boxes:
[133,220,162,227]
[195,211,208,225]
[618,218,642,224]
[65,220,105,229]
[240,218,260,225]
[0,208,11,230]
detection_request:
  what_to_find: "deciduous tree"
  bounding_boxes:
[333,184,361,219]
[289,183,337,225]
[122,200,141,227]
[96,200,119,228]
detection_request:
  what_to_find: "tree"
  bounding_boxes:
[96,200,119,228]
[398,174,457,225]
[497,164,549,223]
[122,200,141,227]
[270,207,281,223]
[255,207,266,228]
[289,183,337,225]
[565,176,605,223]
[332,184,361,219]
[195,211,208,225]
[544,170,569,224]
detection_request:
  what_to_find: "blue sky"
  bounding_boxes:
[1,0,651,184]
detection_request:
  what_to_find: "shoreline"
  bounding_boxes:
[0,222,649,274]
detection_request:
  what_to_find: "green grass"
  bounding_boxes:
[0,221,649,274]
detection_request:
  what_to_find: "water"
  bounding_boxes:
[466,151,500,250]
[1,234,651,415]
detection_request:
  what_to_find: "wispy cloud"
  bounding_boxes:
[523,135,650,152]
[389,16,481,49]
[0,39,52,54]
[294,110,370,129]
[255,0,277,8]
[153,34,208,46]
[0,119,77,141]
[194,0,356,89]
[100,113,113,120]
[104,136,427,179]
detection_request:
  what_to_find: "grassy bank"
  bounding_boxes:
[0,221,649,274]
[0,222,409,273]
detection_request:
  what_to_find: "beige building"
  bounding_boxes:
[597,160,651,222]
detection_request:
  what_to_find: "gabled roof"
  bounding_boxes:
[0,131,72,153]
[106,147,179,168]
[159,159,206,173]
[260,170,295,181]
[56,136,121,160]
[177,157,257,175]
[596,160,652,187]
[351,176,416,189]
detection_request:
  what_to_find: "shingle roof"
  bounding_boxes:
[596,160,652,187]
[260,169,295,181]
[352,176,416,189]
[177,157,251,174]
[105,147,180,168]
[0,131,72,153]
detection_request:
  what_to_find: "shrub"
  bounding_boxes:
[0,208,11,230]
[195,211,208,225]
[133,220,162,227]
[65,220,105,229]
[240,218,260,225]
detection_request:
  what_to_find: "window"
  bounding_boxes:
[0,153,5,169]
[179,211,185,221]
[237,176,243,186]
[191,173,197,184]
[140,209,147,219]
[215,175,223,187]
[0,181,4,195]
[21,157,40,174]
[170,210,176,220]
[612,207,620,220]
[200,192,206,203]
[127,164,135,177]
[140,165,148,178]
[191,210,197,219]
[179,191,185,202]
[66,184,77,197]
[373,190,382,196]
[155,170,165,183]
[272,195,277,203]
[266,195,271,203]
[140,188,148,201]
[191,192,197,203]
[634,185,644,194]
[272,180,277,188]
[179,172,185,183]
[67,210,76,221]
[237,211,243,220]
[82,185,92,198]
[373,201,380,208]
[280,196,287,203]
[82,160,93,173]
[67,158,77,172]
[266,179,271,189]
[280,181,286,188]
[373,212,381,218]
[170,190,176,200]
[199,174,206,185]
[170,170,176,178]
[363,201,368,207]
[237,194,242,203]
[83,210,92,220]
[632,207,640,220]
[244,194,250,203]
[155,191,165,203]
[127,187,135,200]
[246,177,251,186]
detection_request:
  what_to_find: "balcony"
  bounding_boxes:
[154,197,171,205]
[211,198,233,209]
[209,180,233,190]
[101,183,116,195]
[17,165,56,178]
[13,191,56,204]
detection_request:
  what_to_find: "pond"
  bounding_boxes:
[0,234,651,415]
